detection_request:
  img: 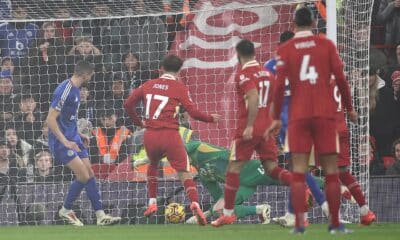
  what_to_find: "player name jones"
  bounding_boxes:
[295,40,316,49]
[153,84,169,90]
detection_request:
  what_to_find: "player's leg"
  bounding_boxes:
[58,155,89,226]
[337,131,375,225]
[81,157,121,225]
[211,139,252,227]
[286,119,313,233]
[234,186,270,224]
[259,137,292,186]
[142,129,164,216]
[314,118,351,233]
[166,130,206,225]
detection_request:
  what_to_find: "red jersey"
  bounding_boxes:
[124,74,213,129]
[235,60,275,138]
[273,31,353,121]
[332,81,349,133]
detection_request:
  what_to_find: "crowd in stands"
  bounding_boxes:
[0,0,399,186]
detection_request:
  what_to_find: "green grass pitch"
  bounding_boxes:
[1,224,398,240]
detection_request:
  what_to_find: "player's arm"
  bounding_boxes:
[46,108,80,152]
[265,52,286,139]
[124,87,144,127]
[179,85,220,123]
[328,41,357,123]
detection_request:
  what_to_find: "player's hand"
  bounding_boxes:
[63,140,81,152]
[80,134,91,148]
[242,126,253,141]
[348,110,358,124]
[210,114,222,122]
[264,120,282,140]
[395,0,400,8]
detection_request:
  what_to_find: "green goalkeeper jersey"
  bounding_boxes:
[185,141,279,187]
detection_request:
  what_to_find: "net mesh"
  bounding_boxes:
[0,0,372,225]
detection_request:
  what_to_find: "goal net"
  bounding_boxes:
[0,0,372,225]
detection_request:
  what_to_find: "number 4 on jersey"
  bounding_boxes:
[300,54,318,84]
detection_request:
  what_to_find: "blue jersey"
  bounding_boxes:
[49,79,81,143]
[0,22,38,61]
[264,58,290,145]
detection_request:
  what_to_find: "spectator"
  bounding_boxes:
[393,71,400,101]
[386,139,400,175]
[13,91,43,144]
[1,57,23,87]
[120,52,150,91]
[120,0,168,72]
[33,151,58,182]
[0,137,26,185]
[25,22,67,111]
[0,70,15,125]
[33,121,49,152]
[0,4,39,64]
[74,3,121,56]
[78,86,94,123]
[89,108,132,164]
[370,69,400,157]
[377,0,400,62]
[5,123,33,168]
[53,7,77,47]
[104,72,133,127]
[66,34,107,75]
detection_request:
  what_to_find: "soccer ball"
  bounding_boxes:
[165,203,185,223]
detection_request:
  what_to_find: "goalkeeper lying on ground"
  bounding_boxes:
[133,138,276,224]
[132,131,325,224]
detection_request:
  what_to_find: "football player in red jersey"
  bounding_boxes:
[331,81,376,225]
[267,8,357,234]
[124,55,221,226]
[211,40,292,227]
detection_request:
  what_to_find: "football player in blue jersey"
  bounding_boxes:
[46,60,121,226]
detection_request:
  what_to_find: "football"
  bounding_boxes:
[165,203,186,223]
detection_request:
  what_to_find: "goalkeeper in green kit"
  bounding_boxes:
[132,131,281,224]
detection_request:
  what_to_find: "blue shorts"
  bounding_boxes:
[49,135,89,165]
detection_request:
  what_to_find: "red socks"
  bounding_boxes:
[339,171,366,207]
[291,172,307,228]
[270,166,292,186]
[325,173,341,227]
[183,179,199,203]
[224,172,240,210]
[147,164,158,199]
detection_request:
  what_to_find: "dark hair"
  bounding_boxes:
[279,31,295,44]
[393,138,400,152]
[1,57,13,65]
[122,52,139,63]
[74,60,94,76]
[162,55,183,73]
[294,7,313,27]
[236,39,255,58]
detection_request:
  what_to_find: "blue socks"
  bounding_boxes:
[64,177,103,211]
[85,177,103,211]
[64,180,85,209]
[288,173,326,213]
[306,173,325,206]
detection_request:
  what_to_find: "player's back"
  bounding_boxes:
[48,79,80,142]
[331,80,348,133]
[141,74,186,129]
[277,32,339,121]
[236,61,274,137]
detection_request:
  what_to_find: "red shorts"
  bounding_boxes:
[337,131,351,167]
[143,128,190,172]
[230,136,277,161]
[288,118,339,155]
